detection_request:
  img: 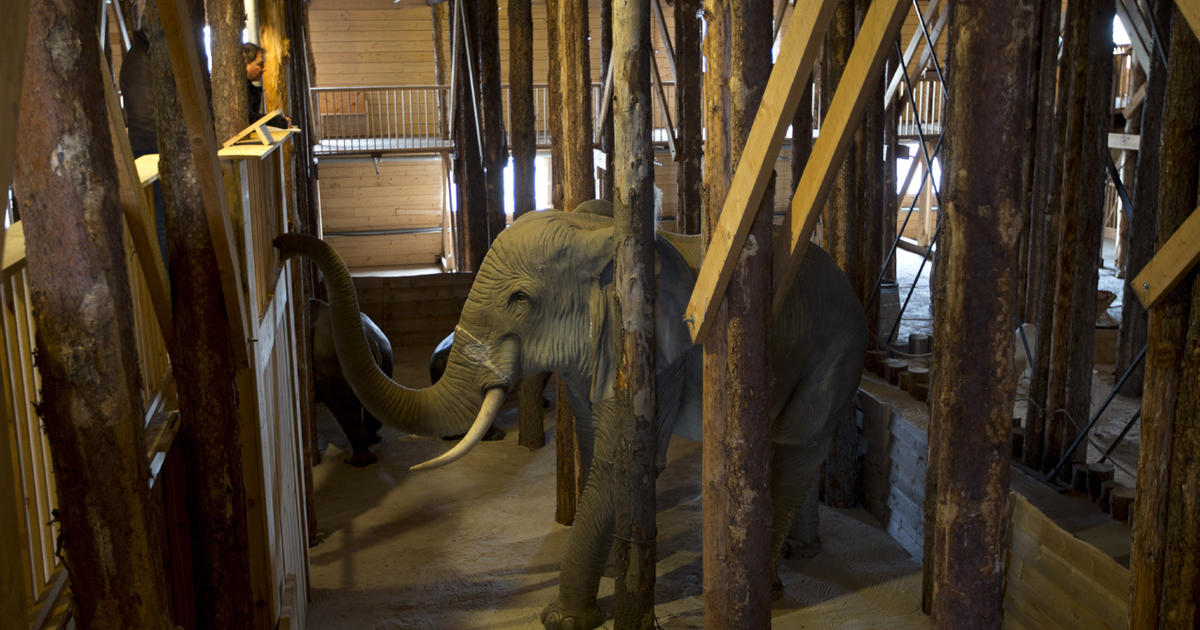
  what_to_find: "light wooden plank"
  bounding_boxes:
[1,222,24,276]
[1107,132,1140,151]
[101,60,175,354]
[884,0,941,105]
[1115,0,1152,71]
[157,0,252,367]
[1132,203,1200,307]
[682,0,838,342]
[1178,0,1200,42]
[772,0,912,316]
[1122,83,1146,118]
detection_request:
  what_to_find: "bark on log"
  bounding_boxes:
[599,0,615,201]
[1116,0,1169,398]
[479,0,507,243]
[547,0,564,209]
[1021,0,1063,470]
[674,0,703,234]
[1129,8,1200,627]
[701,1,774,626]
[206,0,248,141]
[144,4,258,626]
[926,3,1036,626]
[611,3,657,624]
[13,2,174,627]
[454,0,489,272]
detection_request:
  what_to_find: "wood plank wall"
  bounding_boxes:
[318,158,445,268]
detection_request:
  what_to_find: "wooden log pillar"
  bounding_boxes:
[820,0,859,509]
[925,2,1036,626]
[145,2,260,626]
[599,0,615,201]
[882,85,898,282]
[1129,8,1200,627]
[700,1,774,626]
[207,0,248,140]
[1043,0,1113,473]
[508,0,545,449]
[479,0,507,243]
[547,0,565,209]
[1116,0,1170,398]
[1021,0,1064,469]
[674,0,703,234]
[611,2,657,624]
[454,0,489,272]
[12,1,174,626]
[551,0,595,527]
[856,0,885,347]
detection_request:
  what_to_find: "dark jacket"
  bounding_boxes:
[119,31,157,157]
[247,80,289,128]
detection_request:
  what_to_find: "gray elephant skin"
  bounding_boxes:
[276,207,866,630]
[310,298,393,467]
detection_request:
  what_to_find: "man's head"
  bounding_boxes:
[243,43,265,81]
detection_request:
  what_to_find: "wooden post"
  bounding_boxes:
[882,84,898,282]
[1129,8,1200,627]
[144,3,258,626]
[599,0,615,201]
[1046,0,1114,472]
[547,0,565,209]
[478,0,506,243]
[207,0,248,141]
[611,2,657,624]
[12,1,174,627]
[432,2,451,142]
[1021,0,1064,470]
[926,2,1036,626]
[454,0,489,272]
[701,1,774,626]
[674,0,703,234]
[1116,0,1169,398]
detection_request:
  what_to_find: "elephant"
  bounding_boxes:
[310,298,393,467]
[275,206,867,629]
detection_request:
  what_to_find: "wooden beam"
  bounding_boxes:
[1123,82,1147,118]
[884,0,942,105]
[1132,204,1200,308]
[682,0,837,342]
[100,60,175,354]
[1109,132,1141,150]
[1115,0,1152,71]
[772,0,912,316]
[157,0,252,367]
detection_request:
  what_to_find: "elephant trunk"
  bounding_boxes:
[275,234,483,438]
[409,387,506,471]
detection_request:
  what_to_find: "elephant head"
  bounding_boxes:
[275,210,693,472]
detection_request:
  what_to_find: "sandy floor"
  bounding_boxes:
[306,400,927,629]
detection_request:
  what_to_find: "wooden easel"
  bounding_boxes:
[222,108,292,148]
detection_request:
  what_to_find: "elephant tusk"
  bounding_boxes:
[409,387,506,472]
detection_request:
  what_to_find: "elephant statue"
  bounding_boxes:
[276,206,866,629]
[430,330,508,442]
[310,298,393,467]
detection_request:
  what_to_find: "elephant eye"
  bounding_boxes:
[508,289,531,305]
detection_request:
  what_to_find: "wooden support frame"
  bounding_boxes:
[222,109,292,148]
[1132,204,1200,308]
[1115,0,1152,71]
[683,0,838,342]
[885,0,947,106]
[100,61,175,354]
[772,0,912,316]
[156,0,252,367]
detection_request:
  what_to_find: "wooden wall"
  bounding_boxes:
[317,158,445,268]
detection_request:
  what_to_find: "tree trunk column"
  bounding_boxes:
[479,0,507,242]
[701,1,774,626]
[1129,8,1200,627]
[674,0,703,234]
[14,1,174,626]
[927,2,1037,626]
[206,0,248,141]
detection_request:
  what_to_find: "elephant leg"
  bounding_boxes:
[324,394,378,467]
[541,442,615,629]
[362,412,383,445]
[769,439,830,597]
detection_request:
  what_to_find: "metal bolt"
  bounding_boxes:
[1143,282,1150,290]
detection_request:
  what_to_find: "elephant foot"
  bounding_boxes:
[782,536,822,560]
[366,432,383,446]
[345,450,379,467]
[540,600,603,630]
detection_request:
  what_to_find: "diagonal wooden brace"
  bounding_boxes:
[1132,204,1200,308]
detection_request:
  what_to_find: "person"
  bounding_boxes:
[243,43,290,128]
[119,30,169,269]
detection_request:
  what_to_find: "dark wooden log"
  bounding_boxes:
[882,86,899,282]
[454,0,489,272]
[1113,61,1144,279]
[674,0,703,234]
[701,0,774,626]
[12,1,174,626]
[1130,8,1200,627]
[546,0,564,208]
[1115,0,1169,398]
[865,349,888,374]
[611,2,657,623]
[883,358,908,387]
[1022,0,1064,471]
[1111,485,1135,522]
[478,0,507,243]
[925,1,1036,626]
[558,0,595,207]
[855,0,885,336]
[1086,462,1115,502]
[1098,479,1118,512]
[908,333,933,355]
[599,0,615,201]
[144,3,258,625]
[206,0,247,141]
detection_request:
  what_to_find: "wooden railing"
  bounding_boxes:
[896,75,945,138]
